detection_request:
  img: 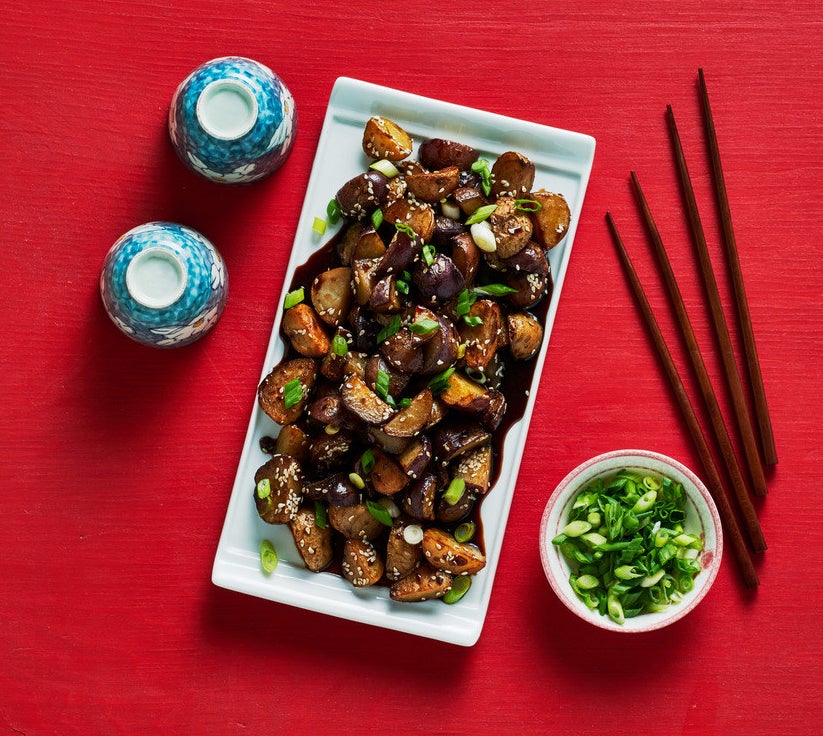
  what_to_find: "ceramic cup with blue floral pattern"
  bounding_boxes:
[168,56,297,184]
[100,222,228,348]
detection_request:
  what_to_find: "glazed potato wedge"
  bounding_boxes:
[389,563,453,602]
[289,505,334,572]
[254,455,303,524]
[397,434,433,479]
[351,257,382,306]
[459,299,502,372]
[362,116,412,161]
[328,502,384,541]
[282,303,330,358]
[258,358,317,426]
[490,151,535,199]
[341,373,395,425]
[488,196,533,259]
[383,197,436,242]
[385,520,423,581]
[376,229,423,278]
[508,311,544,360]
[274,424,311,463]
[367,426,412,455]
[529,189,571,250]
[353,226,387,260]
[370,448,410,495]
[452,443,493,496]
[342,539,385,587]
[382,388,434,438]
[405,166,460,202]
[438,371,493,414]
[453,185,487,217]
[311,267,353,327]
[422,527,487,576]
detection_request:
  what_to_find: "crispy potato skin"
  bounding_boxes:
[254,455,303,524]
[282,303,330,358]
[342,539,385,587]
[362,116,412,161]
[508,311,544,360]
[389,563,453,602]
[258,358,318,426]
[289,505,334,572]
[530,190,571,249]
[422,528,486,576]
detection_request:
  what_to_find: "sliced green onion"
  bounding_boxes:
[470,159,492,196]
[409,317,439,335]
[421,243,436,266]
[348,472,365,490]
[442,575,472,604]
[473,283,518,297]
[514,198,542,212]
[332,333,348,356]
[561,520,591,537]
[376,314,402,343]
[312,217,327,235]
[366,499,393,527]
[575,574,600,590]
[360,448,375,475]
[454,521,476,543]
[259,539,278,573]
[396,279,409,295]
[374,369,391,402]
[463,315,484,327]
[283,287,305,310]
[464,203,497,225]
[256,478,271,499]
[314,501,328,529]
[455,288,477,317]
[427,365,455,394]
[397,397,411,408]
[369,158,400,178]
[326,198,341,225]
[394,221,417,237]
[371,208,384,229]
[443,477,466,506]
[282,377,304,409]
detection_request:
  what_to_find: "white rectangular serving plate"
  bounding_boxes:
[212,77,595,646]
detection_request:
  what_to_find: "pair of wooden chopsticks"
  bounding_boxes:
[606,70,776,589]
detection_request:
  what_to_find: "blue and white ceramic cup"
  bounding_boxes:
[100,222,228,348]
[168,56,297,184]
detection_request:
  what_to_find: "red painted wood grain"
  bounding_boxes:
[1,1,821,734]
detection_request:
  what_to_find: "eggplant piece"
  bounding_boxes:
[479,387,507,431]
[529,190,571,250]
[507,311,544,360]
[400,472,438,521]
[303,472,360,507]
[376,229,423,277]
[431,421,491,464]
[390,563,453,602]
[450,232,481,285]
[328,502,385,541]
[412,253,466,306]
[308,429,354,475]
[397,434,433,479]
[336,171,389,220]
[504,270,551,309]
[319,327,353,382]
[405,166,460,202]
[436,487,476,525]
[385,520,423,581]
[364,354,409,397]
[289,505,334,572]
[432,215,467,248]
[485,240,549,276]
[342,539,385,587]
[282,303,330,358]
[380,327,425,373]
[311,267,353,327]
[490,151,535,199]
[453,185,488,217]
[362,116,412,161]
[419,138,478,170]
[422,528,486,576]
[367,426,412,455]
[340,373,395,425]
[258,358,318,426]
[369,274,403,314]
[420,315,460,375]
[254,455,303,524]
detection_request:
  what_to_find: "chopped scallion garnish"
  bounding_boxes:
[464,203,497,225]
[374,369,391,402]
[371,208,384,229]
[473,283,518,297]
[366,499,393,527]
[514,198,542,212]
[282,377,304,408]
[369,159,400,178]
[409,317,439,335]
[312,217,327,235]
[259,539,278,573]
[428,365,456,394]
[421,244,436,267]
[455,289,477,317]
[376,314,402,343]
[327,198,341,225]
[394,221,417,237]
[470,159,492,196]
[283,287,305,310]
[360,449,375,475]
[332,333,349,356]
[314,501,328,530]
[463,315,484,327]
[442,574,471,604]
[443,478,466,506]
[256,478,271,499]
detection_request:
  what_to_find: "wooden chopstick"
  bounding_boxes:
[630,172,766,552]
[666,105,769,497]
[698,69,778,466]
[606,212,759,589]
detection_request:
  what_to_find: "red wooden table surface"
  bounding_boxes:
[2,1,821,734]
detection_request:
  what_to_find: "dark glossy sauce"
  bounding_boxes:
[267,230,552,571]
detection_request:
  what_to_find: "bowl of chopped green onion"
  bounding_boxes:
[539,450,722,632]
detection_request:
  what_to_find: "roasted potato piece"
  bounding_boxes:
[342,539,385,587]
[289,505,334,572]
[320,327,353,382]
[258,358,317,426]
[459,299,502,372]
[362,116,412,161]
[405,166,460,202]
[401,472,438,521]
[282,303,330,358]
[491,151,535,198]
[453,185,488,217]
[438,371,493,414]
[488,196,533,259]
[274,424,311,463]
[383,198,436,242]
[352,225,387,260]
[382,388,434,438]
[311,267,353,327]
[422,528,486,576]
[419,138,478,170]
[351,257,382,306]
[370,448,410,495]
[390,563,453,602]
[254,455,303,524]
[341,373,395,425]
[336,170,389,219]
[529,190,571,249]
[367,426,411,455]
[397,434,433,479]
[420,315,460,374]
[385,519,424,581]
[431,421,491,464]
[337,221,361,266]
[508,311,544,360]
[452,444,493,496]
[329,502,385,541]
[376,229,424,278]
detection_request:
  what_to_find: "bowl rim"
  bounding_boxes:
[539,449,723,632]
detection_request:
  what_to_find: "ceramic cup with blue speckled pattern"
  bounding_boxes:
[168,56,297,184]
[100,222,228,348]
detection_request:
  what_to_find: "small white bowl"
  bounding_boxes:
[539,450,723,632]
